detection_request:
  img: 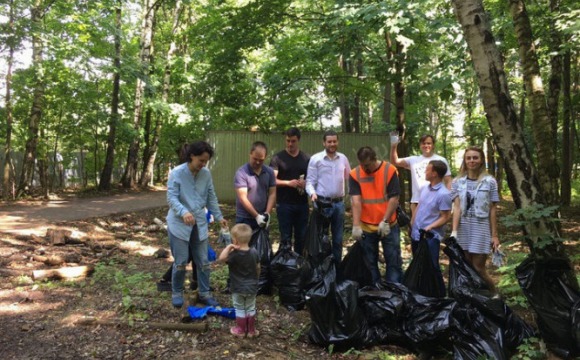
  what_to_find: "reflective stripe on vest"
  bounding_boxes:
[350,162,397,225]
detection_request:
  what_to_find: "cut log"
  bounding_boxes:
[46,229,71,246]
[76,317,208,332]
[45,255,65,266]
[0,268,29,277]
[32,265,94,281]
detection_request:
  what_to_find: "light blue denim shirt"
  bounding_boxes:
[452,175,496,218]
[166,163,223,241]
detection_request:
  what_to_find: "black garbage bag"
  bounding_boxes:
[403,232,446,298]
[250,227,273,295]
[452,287,536,355]
[302,207,331,260]
[516,255,580,358]
[361,282,455,354]
[306,257,370,350]
[271,244,306,310]
[301,208,332,293]
[358,286,409,348]
[402,295,456,353]
[338,241,373,288]
[451,304,508,360]
[443,236,489,295]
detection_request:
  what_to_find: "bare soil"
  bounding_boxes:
[0,191,578,360]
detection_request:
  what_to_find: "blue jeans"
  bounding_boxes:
[361,226,402,285]
[236,216,259,231]
[232,293,257,318]
[277,202,309,255]
[169,226,212,298]
[411,236,445,294]
[317,201,345,265]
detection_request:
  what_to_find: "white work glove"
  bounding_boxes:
[255,213,266,227]
[352,226,363,241]
[256,213,270,228]
[378,221,391,237]
[390,132,400,146]
[450,231,457,239]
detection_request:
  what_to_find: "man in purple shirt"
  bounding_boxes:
[234,141,277,230]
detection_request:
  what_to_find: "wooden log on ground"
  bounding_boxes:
[0,268,29,277]
[32,265,94,281]
[46,229,71,246]
[76,317,208,332]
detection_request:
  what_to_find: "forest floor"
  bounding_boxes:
[0,188,578,360]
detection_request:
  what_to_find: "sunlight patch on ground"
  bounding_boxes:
[118,241,160,256]
[0,288,64,316]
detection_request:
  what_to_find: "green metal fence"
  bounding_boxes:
[207,131,391,203]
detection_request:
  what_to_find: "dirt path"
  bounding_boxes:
[0,189,167,236]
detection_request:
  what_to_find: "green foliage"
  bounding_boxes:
[91,262,155,320]
[496,251,528,308]
[513,337,547,360]
[501,204,562,249]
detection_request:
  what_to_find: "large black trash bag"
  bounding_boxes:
[270,244,306,310]
[302,207,331,260]
[452,287,536,355]
[450,304,508,360]
[443,236,489,295]
[387,282,455,354]
[301,208,332,292]
[403,232,446,298]
[250,227,273,295]
[306,257,370,350]
[516,255,580,358]
[338,241,373,288]
[358,285,410,348]
[360,282,455,354]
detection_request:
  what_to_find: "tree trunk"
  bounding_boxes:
[394,40,408,204]
[2,0,15,199]
[561,51,572,205]
[509,0,560,206]
[548,0,562,146]
[99,1,122,191]
[451,0,564,257]
[382,31,393,126]
[121,0,156,188]
[338,56,352,132]
[140,0,183,188]
[18,0,45,196]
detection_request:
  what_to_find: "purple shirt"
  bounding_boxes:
[411,182,452,241]
[234,163,276,219]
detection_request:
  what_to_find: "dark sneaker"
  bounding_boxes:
[157,280,172,292]
[199,296,219,307]
[172,293,184,308]
[190,281,198,291]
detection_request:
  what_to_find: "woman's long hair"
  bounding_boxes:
[456,146,488,182]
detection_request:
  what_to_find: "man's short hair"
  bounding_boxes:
[429,160,447,178]
[323,130,338,141]
[285,127,301,139]
[357,146,377,162]
[231,223,252,245]
[420,134,435,144]
[251,141,268,153]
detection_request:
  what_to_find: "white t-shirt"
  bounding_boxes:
[404,154,451,203]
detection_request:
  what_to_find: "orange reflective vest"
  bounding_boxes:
[350,161,397,225]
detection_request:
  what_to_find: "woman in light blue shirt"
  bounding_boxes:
[166,141,228,308]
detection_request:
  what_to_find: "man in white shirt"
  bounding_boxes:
[390,134,451,214]
[306,130,351,265]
